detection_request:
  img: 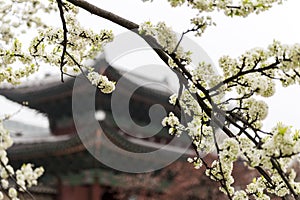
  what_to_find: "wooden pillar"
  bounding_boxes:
[90,181,104,200]
[59,185,91,200]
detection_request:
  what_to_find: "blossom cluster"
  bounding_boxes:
[0,0,115,96]
[0,0,57,45]
[241,98,269,128]
[15,164,44,191]
[162,38,300,198]
[168,94,178,105]
[0,1,115,197]
[143,0,285,17]
[204,130,300,199]
[167,91,215,154]
[139,21,192,65]
[0,122,44,199]
[0,0,57,85]
[0,39,38,85]
[186,116,215,153]
[0,122,13,150]
[161,112,184,136]
[219,41,300,93]
[215,40,300,131]
[177,89,203,116]
[187,156,202,169]
[28,13,114,77]
[190,61,225,99]
[206,159,235,196]
[167,89,300,198]
[190,15,215,37]
[87,71,115,94]
[262,122,300,158]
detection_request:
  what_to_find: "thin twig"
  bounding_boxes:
[0,161,36,200]
[209,61,280,92]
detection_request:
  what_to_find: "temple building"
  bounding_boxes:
[1,58,262,200]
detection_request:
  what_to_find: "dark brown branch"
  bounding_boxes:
[270,158,300,199]
[172,23,206,54]
[30,38,45,55]
[211,126,233,200]
[66,0,138,30]
[209,61,280,92]
[0,161,36,200]
[186,0,242,10]
[221,90,255,106]
[65,51,86,77]
[57,0,68,82]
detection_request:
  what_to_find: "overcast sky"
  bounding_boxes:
[1,0,300,131]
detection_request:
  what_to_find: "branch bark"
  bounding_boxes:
[57,0,68,82]
[66,0,139,30]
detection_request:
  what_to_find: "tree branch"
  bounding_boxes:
[209,61,280,92]
[66,0,138,30]
[57,0,68,82]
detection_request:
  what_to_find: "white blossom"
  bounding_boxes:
[162,112,184,136]
[8,187,17,198]
[168,94,178,105]
[139,21,192,64]
[87,71,115,94]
